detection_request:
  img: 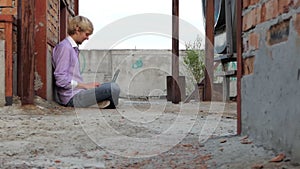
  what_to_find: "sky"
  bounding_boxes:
[79,0,205,49]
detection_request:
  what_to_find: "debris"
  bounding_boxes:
[182,144,193,148]
[200,164,208,169]
[220,139,227,143]
[240,139,253,144]
[240,135,249,140]
[251,164,264,169]
[103,154,112,160]
[54,159,61,163]
[269,153,285,162]
[36,105,45,110]
[240,135,252,144]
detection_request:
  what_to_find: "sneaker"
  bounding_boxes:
[98,100,110,109]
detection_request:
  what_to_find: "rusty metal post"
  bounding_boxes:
[4,17,13,106]
[60,1,68,41]
[204,0,214,101]
[0,15,14,106]
[35,0,47,99]
[236,0,242,135]
[18,0,36,105]
[74,0,79,15]
[170,0,181,104]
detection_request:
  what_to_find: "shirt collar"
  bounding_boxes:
[67,36,78,48]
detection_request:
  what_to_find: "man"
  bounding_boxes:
[52,15,120,108]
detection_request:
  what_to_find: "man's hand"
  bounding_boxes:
[77,82,100,89]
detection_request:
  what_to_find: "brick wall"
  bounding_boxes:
[0,0,17,16]
[242,0,300,75]
[47,0,77,46]
[242,0,300,162]
[47,0,59,46]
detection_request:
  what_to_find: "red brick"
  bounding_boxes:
[243,0,250,9]
[243,12,250,31]
[243,6,261,31]
[273,0,279,18]
[261,2,267,22]
[243,56,255,75]
[1,7,17,16]
[295,0,300,8]
[0,0,12,7]
[249,32,260,50]
[294,13,300,35]
[278,0,293,14]
[250,0,260,6]
[254,6,262,25]
[261,0,279,21]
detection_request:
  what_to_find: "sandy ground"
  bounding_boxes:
[0,97,299,169]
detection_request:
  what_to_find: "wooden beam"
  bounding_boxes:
[18,0,36,105]
[60,1,68,41]
[236,0,243,135]
[204,0,214,101]
[171,0,181,104]
[0,15,14,106]
[0,15,14,22]
[35,0,47,99]
[5,21,13,105]
[74,0,79,15]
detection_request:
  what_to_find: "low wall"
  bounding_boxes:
[79,49,198,99]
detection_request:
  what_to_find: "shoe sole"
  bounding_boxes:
[98,100,110,109]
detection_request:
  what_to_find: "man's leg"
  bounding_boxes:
[72,82,120,108]
[96,82,120,108]
[99,82,120,108]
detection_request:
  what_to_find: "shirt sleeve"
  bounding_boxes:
[53,44,72,89]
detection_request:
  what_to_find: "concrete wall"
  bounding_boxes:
[242,0,300,162]
[80,49,198,99]
[0,40,4,106]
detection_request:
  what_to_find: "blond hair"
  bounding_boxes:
[68,15,94,35]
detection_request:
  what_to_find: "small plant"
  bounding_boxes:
[184,36,205,84]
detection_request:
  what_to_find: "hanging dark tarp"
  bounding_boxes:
[202,0,237,54]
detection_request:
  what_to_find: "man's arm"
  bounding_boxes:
[53,45,73,89]
[76,82,100,89]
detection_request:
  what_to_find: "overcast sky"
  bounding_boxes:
[79,0,205,49]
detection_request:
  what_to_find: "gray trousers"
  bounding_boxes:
[67,82,120,108]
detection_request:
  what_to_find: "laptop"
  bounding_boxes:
[111,69,120,82]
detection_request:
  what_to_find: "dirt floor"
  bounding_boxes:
[0,97,299,169]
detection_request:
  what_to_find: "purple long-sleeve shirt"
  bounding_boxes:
[52,37,84,105]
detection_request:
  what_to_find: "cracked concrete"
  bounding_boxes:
[0,97,298,168]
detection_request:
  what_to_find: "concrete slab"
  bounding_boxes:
[0,98,298,168]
